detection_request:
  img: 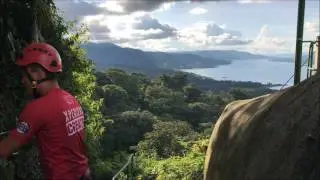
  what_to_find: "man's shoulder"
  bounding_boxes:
[46,88,78,103]
[57,89,81,106]
[23,89,77,109]
[23,98,43,110]
[19,99,43,119]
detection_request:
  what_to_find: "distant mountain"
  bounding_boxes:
[189,50,310,64]
[81,43,230,70]
[82,42,299,71]
[81,43,157,70]
[81,42,279,92]
[147,51,230,69]
[187,50,268,61]
[266,52,308,58]
[267,54,309,63]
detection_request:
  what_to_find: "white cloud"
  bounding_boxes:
[119,38,178,52]
[55,0,227,18]
[82,13,251,52]
[81,13,176,44]
[54,0,176,21]
[157,2,176,12]
[248,25,288,53]
[188,7,208,15]
[55,0,106,20]
[237,0,271,4]
[98,1,125,13]
[116,0,171,14]
[305,20,320,40]
[132,14,177,39]
[86,18,110,33]
[177,22,251,48]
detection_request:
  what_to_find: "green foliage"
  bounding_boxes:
[101,111,155,157]
[145,85,188,119]
[0,0,104,179]
[158,72,188,91]
[92,67,272,178]
[200,91,231,120]
[104,69,140,100]
[190,139,210,154]
[131,72,151,86]
[95,71,112,86]
[229,88,250,100]
[183,84,202,102]
[137,140,207,180]
[94,151,130,180]
[186,102,212,127]
[101,84,129,114]
[137,121,194,159]
[95,69,150,111]
[138,153,204,180]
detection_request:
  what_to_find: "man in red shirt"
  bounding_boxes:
[0,43,93,180]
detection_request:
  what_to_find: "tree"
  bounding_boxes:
[101,84,129,114]
[105,69,140,97]
[183,84,202,102]
[95,71,112,86]
[229,88,250,100]
[101,111,155,156]
[131,72,150,87]
[137,121,187,159]
[187,102,212,128]
[158,72,188,91]
[0,0,104,178]
[104,69,146,109]
[145,86,188,119]
[93,86,104,100]
[130,72,150,110]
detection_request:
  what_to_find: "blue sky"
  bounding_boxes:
[55,0,319,54]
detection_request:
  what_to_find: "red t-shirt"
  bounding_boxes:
[9,88,88,180]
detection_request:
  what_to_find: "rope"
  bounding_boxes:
[279,58,308,90]
[112,154,134,180]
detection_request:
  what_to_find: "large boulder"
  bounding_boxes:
[204,73,320,180]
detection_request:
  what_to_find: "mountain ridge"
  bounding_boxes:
[82,42,294,71]
[82,42,281,92]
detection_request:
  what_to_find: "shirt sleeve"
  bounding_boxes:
[8,102,43,146]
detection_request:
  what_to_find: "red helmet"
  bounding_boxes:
[16,43,62,72]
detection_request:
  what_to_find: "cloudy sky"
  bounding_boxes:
[55,0,319,54]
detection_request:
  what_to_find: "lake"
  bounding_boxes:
[180,59,308,90]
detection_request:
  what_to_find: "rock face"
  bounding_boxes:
[204,74,320,180]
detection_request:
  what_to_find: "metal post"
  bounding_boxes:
[294,0,305,85]
[317,36,320,72]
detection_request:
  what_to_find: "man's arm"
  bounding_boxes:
[0,103,43,159]
[0,136,20,159]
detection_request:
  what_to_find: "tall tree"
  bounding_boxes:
[0,0,104,179]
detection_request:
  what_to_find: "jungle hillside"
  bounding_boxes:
[0,0,276,179]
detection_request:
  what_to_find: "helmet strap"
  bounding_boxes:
[31,81,41,99]
[23,69,51,99]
